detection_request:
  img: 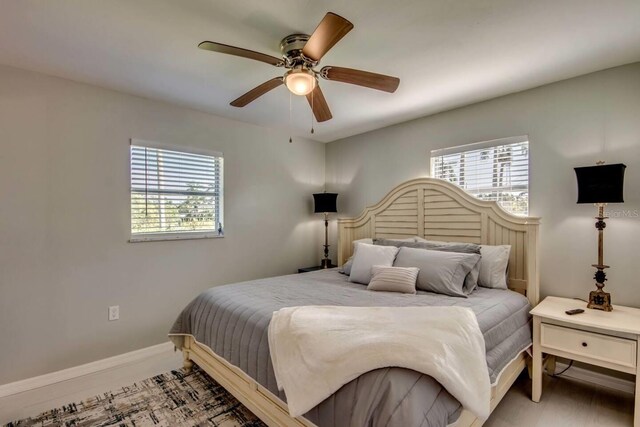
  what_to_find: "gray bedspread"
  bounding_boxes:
[169,269,531,427]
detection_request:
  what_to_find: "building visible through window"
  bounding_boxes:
[431,136,529,215]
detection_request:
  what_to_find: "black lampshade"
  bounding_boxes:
[313,193,338,213]
[574,163,626,204]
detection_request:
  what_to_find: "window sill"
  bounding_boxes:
[129,232,224,243]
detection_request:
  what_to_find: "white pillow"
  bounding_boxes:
[338,238,373,275]
[340,238,409,275]
[478,245,511,289]
[367,265,419,294]
[352,238,373,254]
[349,243,399,284]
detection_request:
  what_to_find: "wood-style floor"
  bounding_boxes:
[485,372,634,427]
[0,350,634,426]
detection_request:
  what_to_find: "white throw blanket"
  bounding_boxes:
[268,306,490,419]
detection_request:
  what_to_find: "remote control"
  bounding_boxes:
[565,308,585,315]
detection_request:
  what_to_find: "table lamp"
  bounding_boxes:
[574,163,626,311]
[313,192,338,268]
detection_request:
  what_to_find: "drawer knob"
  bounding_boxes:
[582,342,588,347]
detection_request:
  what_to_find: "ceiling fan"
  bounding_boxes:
[198,12,400,123]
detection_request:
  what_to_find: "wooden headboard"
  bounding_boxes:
[337,178,540,305]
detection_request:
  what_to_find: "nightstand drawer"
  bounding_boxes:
[541,323,637,368]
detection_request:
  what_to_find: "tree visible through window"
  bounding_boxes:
[431,137,529,215]
[130,140,223,240]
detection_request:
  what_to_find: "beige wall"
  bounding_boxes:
[326,62,640,307]
[0,65,325,384]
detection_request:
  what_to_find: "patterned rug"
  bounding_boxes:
[6,366,266,427]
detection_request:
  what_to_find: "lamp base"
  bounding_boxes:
[320,258,333,269]
[587,289,612,311]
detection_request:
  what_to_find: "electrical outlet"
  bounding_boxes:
[108,305,120,321]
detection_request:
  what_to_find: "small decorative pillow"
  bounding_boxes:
[478,245,511,289]
[367,265,419,294]
[349,243,399,285]
[393,247,480,297]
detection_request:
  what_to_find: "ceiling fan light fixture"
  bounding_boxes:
[284,68,316,96]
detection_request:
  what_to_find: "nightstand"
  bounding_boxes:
[531,296,640,426]
[298,265,335,273]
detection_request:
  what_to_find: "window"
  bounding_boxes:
[129,139,223,241]
[430,136,529,215]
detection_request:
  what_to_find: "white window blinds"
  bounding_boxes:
[430,136,529,216]
[130,140,223,241]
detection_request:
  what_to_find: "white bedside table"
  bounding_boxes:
[531,296,640,426]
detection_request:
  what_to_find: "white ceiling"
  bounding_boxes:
[1,0,639,142]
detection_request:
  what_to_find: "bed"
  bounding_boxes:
[169,178,541,427]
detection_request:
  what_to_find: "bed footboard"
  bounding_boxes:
[178,335,526,427]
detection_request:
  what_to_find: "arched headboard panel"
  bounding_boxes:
[337,178,540,305]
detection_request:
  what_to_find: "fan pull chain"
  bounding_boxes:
[289,91,293,143]
[310,89,315,134]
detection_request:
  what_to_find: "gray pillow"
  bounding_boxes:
[367,265,419,294]
[393,247,480,297]
[375,238,481,293]
[463,258,481,294]
[340,259,353,275]
[375,238,480,253]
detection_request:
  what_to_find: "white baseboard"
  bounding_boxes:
[0,341,174,398]
[554,361,635,394]
[2,344,632,400]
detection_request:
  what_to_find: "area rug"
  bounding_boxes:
[6,366,266,426]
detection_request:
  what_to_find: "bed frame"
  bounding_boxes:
[180,177,541,427]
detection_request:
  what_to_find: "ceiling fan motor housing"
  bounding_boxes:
[280,34,315,67]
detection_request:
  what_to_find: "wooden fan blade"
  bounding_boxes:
[321,66,400,93]
[230,77,283,107]
[302,13,353,62]
[198,41,284,67]
[306,85,332,122]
